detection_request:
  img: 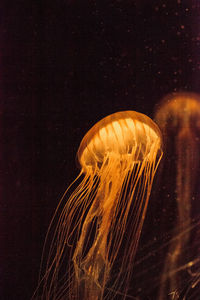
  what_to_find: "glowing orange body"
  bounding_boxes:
[34,111,163,300]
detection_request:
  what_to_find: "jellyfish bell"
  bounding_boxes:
[154,92,200,132]
[35,111,163,300]
[77,111,162,171]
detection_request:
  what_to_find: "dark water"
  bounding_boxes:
[2,1,200,299]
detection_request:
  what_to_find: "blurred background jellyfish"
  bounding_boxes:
[154,93,200,299]
[35,111,163,300]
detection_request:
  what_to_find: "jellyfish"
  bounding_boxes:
[34,110,163,300]
[154,92,200,299]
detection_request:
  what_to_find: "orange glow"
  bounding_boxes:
[34,111,163,300]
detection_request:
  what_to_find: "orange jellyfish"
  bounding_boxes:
[35,111,163,300]
[154,92,200,299]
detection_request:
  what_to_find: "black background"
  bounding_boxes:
[1,1,200,299]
